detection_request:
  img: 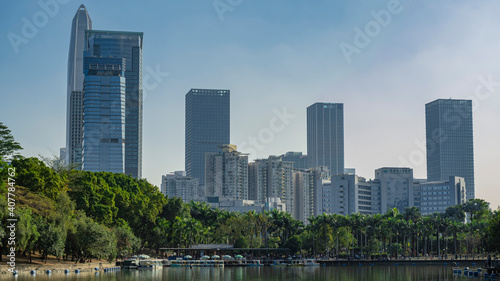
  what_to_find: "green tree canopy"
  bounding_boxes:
[486,209,500,253]
[463,199,490,222]
[11,157,65,200]
[0,122,22,159]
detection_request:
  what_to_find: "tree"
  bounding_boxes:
[234,236,249,248]
[285,235,302,254]
[114,225,140,258]
[38,151,78,174]
[0,195,8,262]
[445,205,465,223]
[11,157,65,200]
[403,207,421,222]
[462,199,490,223]
[66,212,117,263]
[15,208,40,262]
[0,122,22,159]
[486,209,500,253]
[35,217,65,262]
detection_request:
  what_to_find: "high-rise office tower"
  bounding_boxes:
[425,99,474,200]
[82,57,126,173]
[185,89,230,187]
[84,30,143,178]
[66,5,92,166]
[307,103,344,176]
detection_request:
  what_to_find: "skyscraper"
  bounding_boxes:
[185,89,230,187]
[82,56,126,173]
[84,30,143,178]
[66,5,92,166]
[426,99,474,200]
[307,103,344,176]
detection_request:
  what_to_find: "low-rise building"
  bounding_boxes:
[161,171,200,202]
[413,176,466,215]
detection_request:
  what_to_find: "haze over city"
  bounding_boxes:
[1,0,499,209]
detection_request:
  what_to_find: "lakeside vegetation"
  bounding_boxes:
[1,122,500,263]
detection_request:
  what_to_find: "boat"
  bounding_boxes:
[304,259,320,266]
[246,260,263,267]
[121,259,139,269]
[161,259,171,267]
[170,260,182,267]
[169,259,224,267]
[290,260,304,266]
[271,260,290,266]
[138,259,163,269]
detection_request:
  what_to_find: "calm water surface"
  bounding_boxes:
[2,265,475,280]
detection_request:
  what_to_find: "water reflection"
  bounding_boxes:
[3,265,473,281]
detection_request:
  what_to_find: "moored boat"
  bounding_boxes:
[304,259,320,266]
[138,259,163,269]
[121,259,139,269]
[246,260,263,267]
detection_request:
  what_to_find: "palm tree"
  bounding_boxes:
[316,213,334,255]
[414,219,424,257]
[446,219,462,257]
[183,218,203,247]
[172,216,187,248]
[421,216,434,257]
[350,213,367,258]
[331,214,346,256]
[430,213,447,257]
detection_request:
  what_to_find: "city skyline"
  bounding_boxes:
[1,1,500,210]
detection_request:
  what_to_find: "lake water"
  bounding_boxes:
[2,265,478,280]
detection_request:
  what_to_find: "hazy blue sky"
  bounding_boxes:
[1,0,499,209]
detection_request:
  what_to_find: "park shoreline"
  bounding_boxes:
[1,254,488,274]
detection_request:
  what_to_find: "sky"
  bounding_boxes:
[1,0,499,210]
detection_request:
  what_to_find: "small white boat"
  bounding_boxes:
[271,260,290,266]
[246,260,263,267]
[138,259,163,269]
[304,259,320,266]
[121,259,139,269]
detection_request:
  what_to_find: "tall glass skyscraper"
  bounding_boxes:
[84,30,143,178]
[307,103,344,176]
[425,99,474,200]
[66,5,91,166]
[82,56,126,173]
[185,89,230,187]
